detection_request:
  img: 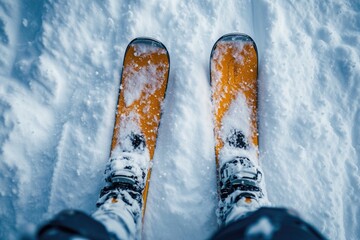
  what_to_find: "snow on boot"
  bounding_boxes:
[217,129,266,225]
[93,132,149,239]
[97,132,148,205]
[218,152,264,223]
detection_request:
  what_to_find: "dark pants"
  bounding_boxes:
[211,207,326,240]
[37,207,326,240]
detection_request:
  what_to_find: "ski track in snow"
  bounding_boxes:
[1,0,360,239]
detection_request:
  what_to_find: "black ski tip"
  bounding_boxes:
[210,33,257,59]
[216,33,255,44]
[128,37,168,51]
[125,37,170,67]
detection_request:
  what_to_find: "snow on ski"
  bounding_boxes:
[210,34,268,223]
[109,38,169,216]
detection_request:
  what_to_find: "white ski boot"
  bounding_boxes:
[218,129,265,225]
[93,132,149,239]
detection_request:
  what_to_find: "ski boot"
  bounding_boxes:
[93,132,149,239]
[93,37,169,239]
[217,129,265,225]
[98,132,147,204]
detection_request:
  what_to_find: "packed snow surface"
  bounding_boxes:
[1,0,360,239]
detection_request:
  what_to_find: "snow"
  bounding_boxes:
[218,93,258,165]
[0,0,359,240]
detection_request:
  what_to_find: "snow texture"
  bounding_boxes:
[0,0,360,240]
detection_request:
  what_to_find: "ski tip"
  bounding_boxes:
[126,37,170,66]
[216,33,255,44]
[129,37,168,51]
[210,33,257,58]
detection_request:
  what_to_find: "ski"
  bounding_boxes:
[104,38,170,217]
[210,33,265,224]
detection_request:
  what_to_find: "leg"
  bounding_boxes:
[212,207,327,240]
[92,188,142,240]
[37,166,143,240]
[37,209,110,240]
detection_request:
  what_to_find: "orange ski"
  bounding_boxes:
[110,38,170,215]
[210,33,258,168]
[210,34,264,224]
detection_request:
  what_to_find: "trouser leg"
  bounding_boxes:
[37,209,111,240]
[92,190,141,240]
[212,207,326,240]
